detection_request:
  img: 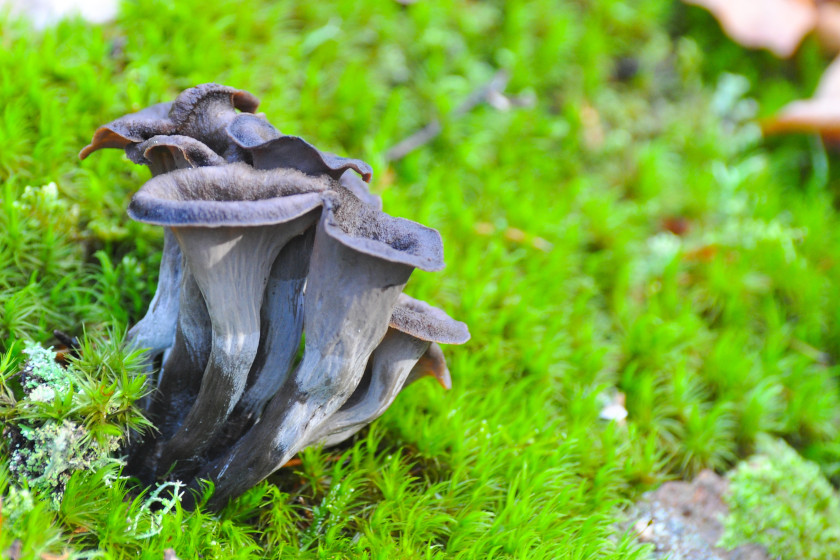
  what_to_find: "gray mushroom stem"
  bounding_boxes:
[306,330,429,449]
[126,268,212,482]
[157,214,319,465]
[126,227,182,364]
[305,296,469,448]
[197,194,445,508]
[151,269,212,440]
[235,227,314,420]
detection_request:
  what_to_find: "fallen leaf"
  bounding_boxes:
[764,54,840,137]
[684,0,817,58]
[815,2,840,54]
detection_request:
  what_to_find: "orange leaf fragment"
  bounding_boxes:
[684,0,817,58]
[764,54,840,137]
[815,2,840,53]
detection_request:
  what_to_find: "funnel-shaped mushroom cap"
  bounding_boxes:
[128,162,330,227]
[323,187,445,271]
[80,102,174,159]
[79,84,260,160]
[227,113,373,181]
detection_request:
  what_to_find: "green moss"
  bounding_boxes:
[721,437,840,559]
[0,0,839,557]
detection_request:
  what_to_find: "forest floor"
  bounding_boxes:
[1,1,840,558]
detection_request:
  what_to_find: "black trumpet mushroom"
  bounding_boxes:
[81,84,469,509]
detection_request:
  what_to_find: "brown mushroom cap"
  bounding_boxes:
[79,102,175,160]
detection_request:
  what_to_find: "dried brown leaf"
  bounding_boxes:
[765,54,840,136]
[815,2,840,53]
[684,0,817,57]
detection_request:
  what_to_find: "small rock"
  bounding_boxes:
[621,470,771,560]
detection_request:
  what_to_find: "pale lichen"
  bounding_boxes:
[21,342,72,393]
[7,343,123,507]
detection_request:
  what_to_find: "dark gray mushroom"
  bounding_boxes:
[234,228,314,419]
[305,294,469,448]
[227,113,373,181]
[82,83,469,510]
[195,187,445,508]
[79,84,259,161]
[127,163,332,466]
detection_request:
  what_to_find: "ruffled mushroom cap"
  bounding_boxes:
[79,84,259,160]
[128,164,331,467]
[79,102,174,160]
[168,84,259,157]
[307,294,469,448]
[322,186,444,271]
[389,294,470,345]
[227,113,373,181]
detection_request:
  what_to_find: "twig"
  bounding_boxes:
[384,70,511,162]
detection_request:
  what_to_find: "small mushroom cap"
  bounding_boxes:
[132,135,227,168]
[168,83,260,127]
[128,163,330,227]
[389,293,470,344]
[227,113,373,182]
[226,113,281,148]
[323,188,445,271]
[167,84,261,156]
[80,84,260,161]
[79,102,174,160]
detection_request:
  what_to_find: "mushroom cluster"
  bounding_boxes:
[81,84,469,509]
